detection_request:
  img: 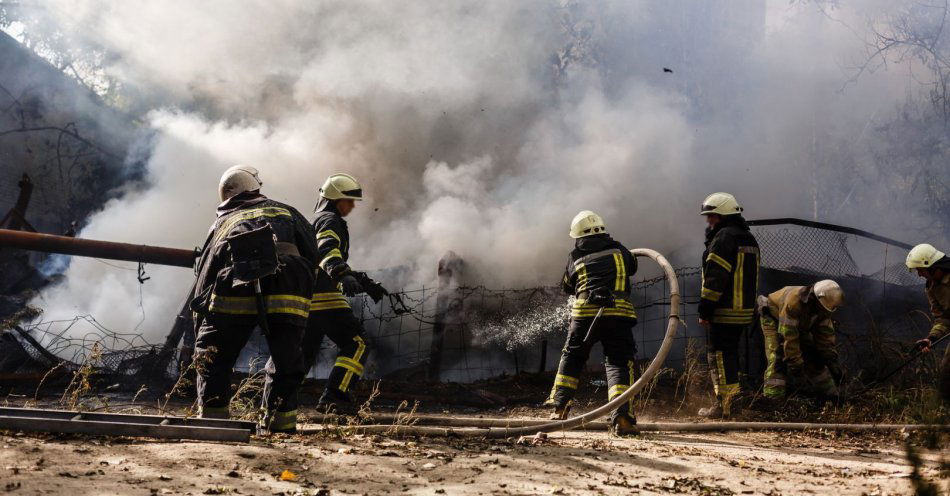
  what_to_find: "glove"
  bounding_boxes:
[915,338,933,352]
[364,280,389,303]
[340,274,363,296]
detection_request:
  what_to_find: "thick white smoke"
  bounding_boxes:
[23,0,916,343]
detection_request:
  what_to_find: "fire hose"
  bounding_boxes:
[305,247,949,437]
[311,247,682,439]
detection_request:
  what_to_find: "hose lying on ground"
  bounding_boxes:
[305,247,681,439]
[303,413,949,434]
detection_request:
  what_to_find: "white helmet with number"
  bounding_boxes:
[813,279,844,312]
[219,165,263,202]
[905,243,946,270]
[319,173,363,201]
[570,210,607,238]
[700,192,742,216]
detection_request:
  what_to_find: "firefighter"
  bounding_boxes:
[544,210,640,436]
[698,192,760,419]
[191,165,317,433]
[757,280,844,403]
[303,173,388,414]
[907,243,950,402]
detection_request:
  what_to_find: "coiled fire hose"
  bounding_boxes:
[309,248,682,438]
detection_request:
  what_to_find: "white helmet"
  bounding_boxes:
[219,165,263,202]
[700,192,742,216]
[813,279,844,312]
[906,243,946,270]
[319,173,363,201]
[570,210,607,238]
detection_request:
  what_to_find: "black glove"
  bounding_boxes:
[364,280,388,303]
[915,338,933,352]
[340,274,363,296]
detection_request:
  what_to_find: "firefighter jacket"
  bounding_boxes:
[759,286,838,367]
[561,234,638,320]
[310,202,355,312]
[191,192,318,325]
[699,215,760,325]
[925,257,950,341]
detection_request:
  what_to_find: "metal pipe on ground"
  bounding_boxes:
[304,414,948,434]
[0,228,196,268]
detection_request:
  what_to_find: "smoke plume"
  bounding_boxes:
[18,0,923,343]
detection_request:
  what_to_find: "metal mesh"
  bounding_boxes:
[1,221,934,391]
[754,225,860,277]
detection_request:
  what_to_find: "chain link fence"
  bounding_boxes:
[1,219,937,395]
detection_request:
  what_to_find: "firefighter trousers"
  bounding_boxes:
[194,313,305,425]
[760,313,837,400]
[705,322,746,414]
[548,316,638,422]
[302,309,369,401]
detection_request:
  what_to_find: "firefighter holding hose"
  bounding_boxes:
[907,243,950,403]
[698,192,760,419]
[303,173,388,414]
[757,280,844,404]
[544,210,640,436]
[191,165,318,433]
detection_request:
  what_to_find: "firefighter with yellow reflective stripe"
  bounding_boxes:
[190,165,318,433]
[544,211,640,436]
[757,280,844,403]
[303,173,388,414]
[698,193,759,419]
[907,243,950,402]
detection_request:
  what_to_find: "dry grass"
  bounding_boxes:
[58,343,101,410]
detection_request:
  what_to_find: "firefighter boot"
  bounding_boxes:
[317,388,358,416]
[610,413,638,437]
[260,409,297,434]
[548,402,571,420]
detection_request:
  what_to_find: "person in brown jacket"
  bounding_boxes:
[757,280,844,402]
[907,243,950,402]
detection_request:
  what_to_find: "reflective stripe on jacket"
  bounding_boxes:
[562,235,638,320]
[760,286,837,367]
[699,217,759,325]
[311,203,352,311]
[191,193,317,325]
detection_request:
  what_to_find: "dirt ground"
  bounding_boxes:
[0,413,944,496]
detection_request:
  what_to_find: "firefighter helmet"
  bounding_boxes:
[905,243,946,270]
[219,165,263,202]
[813,279,844,312]
[570,210,607,238]
[700,192,742,216]
[319,173,363,200]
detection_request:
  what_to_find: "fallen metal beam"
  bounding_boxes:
[0,229,196,268]
[0,407,256,442]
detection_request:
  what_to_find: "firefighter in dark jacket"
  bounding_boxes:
[191,165,317,433]
[303,173,388,413]
[544,210,640,436]
[698,192,760,419]
[907,243,950,402]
